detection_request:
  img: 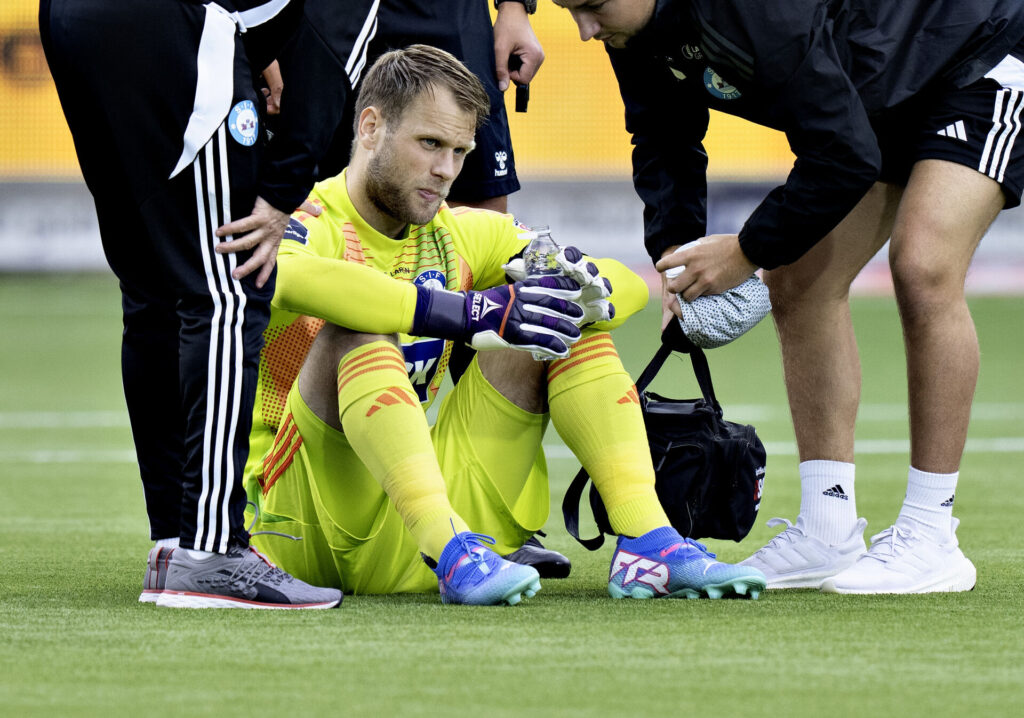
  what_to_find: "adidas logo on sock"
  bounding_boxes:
[822,484,849,500]
[940,494,955,507]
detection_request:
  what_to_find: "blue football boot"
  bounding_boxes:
[608,526,766,600]
[434,531,541,606]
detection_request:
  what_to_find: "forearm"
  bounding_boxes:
[275,252,419,334]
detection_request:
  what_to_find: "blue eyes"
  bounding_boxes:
[420,138,467,155]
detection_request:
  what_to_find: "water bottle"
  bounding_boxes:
[522,225,562,360]
[523,225,561,277]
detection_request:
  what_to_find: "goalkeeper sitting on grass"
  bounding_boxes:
[241,45,766,605]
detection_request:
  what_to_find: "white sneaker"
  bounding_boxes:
[739,517,868,588]
[820,518,976,594]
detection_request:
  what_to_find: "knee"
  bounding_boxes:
[764,266,847,325]
[477,348,547,413]
[315,324,399,363]
[889,236,966,320]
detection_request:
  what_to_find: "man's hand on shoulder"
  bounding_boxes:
[216,197,323,288]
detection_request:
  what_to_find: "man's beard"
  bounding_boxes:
[365,139,444,226]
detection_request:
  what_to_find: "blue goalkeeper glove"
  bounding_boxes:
[411,277,585,358]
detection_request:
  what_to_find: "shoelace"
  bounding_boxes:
[683,538,716,559]
[246,499,304,543]
[225,548,286,588]
[748,518,804,556]
[864,524,918,563]
[449,519,497,576]
[227,500,305,587]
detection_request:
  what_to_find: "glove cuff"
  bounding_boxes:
[411,285,468,340]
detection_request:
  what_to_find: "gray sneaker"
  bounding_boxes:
[156,545,342,609]
[139,546,175,604]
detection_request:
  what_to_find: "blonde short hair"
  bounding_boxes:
[353,44,491,133]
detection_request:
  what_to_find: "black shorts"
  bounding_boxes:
[872,42,1024,208]
[319,0,520,202]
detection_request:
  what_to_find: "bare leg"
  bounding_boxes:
[766,182,903,462]
[740,184,902,585]
[820,160,999,594]
[296,324,398,431]
[889,160,1003,472]
[475,347,547,413]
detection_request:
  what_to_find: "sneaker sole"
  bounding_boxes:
[443,576,542,606]
[609,576,766,601]
[820,561,977,595]
[742,553,865,590]
[138,590,162,604]
[156,590,342,609]
[762,570,850,590]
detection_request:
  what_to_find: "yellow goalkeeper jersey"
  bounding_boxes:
[252,169,648,439]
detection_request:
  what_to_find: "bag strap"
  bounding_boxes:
[560,321,722,550]
[636,320,720,409]
[561,467,607,550]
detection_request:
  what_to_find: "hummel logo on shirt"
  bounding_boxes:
[940,494,955,507]
[822,484,849,500]
[937,120,967,141]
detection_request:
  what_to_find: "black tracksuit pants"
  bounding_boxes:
[40,0,275,552]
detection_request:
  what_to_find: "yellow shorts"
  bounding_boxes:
[244,355,550,595]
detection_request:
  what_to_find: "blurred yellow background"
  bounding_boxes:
[0,0,794,181]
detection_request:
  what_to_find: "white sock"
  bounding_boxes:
[797,460,858,545]
[155,538,179,549]
[895,466,957,542]
[186,549,217,561]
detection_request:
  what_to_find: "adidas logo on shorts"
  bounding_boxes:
[936,120,967,141]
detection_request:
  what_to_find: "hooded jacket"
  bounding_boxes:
[611,0,1024,268]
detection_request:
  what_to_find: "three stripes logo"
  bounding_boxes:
[366,388,418,417]
[979,88,1024,183]
[941,494,955,507]
[617,387,640,405]
[936,120,967,142]
[822,484,849,501]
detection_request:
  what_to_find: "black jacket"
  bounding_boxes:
[612,0,1024,268]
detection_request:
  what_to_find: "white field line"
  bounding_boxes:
[543,437,1024,459]
[1,405,1022,464]
[2,439,1023,465]
[3,403,1024,427]
[0,411,128,428]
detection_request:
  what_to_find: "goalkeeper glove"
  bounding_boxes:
[504,246,614,324]
[411,277,585,358]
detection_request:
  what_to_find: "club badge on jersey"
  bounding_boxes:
[406,269,451,402]
[704,68,742,100]
[228,100,259,146]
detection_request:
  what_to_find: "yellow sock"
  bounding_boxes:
[547,331,669,538]
[336,341,467,559]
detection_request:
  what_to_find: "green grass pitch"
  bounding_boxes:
[2,273,1022,716]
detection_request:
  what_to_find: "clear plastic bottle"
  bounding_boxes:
[522,225,562,360]
[523,225,561,277]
